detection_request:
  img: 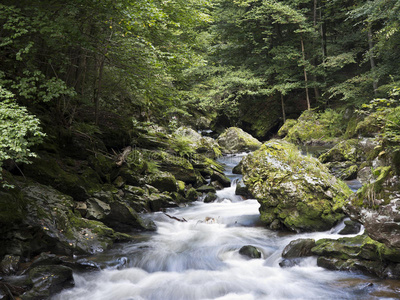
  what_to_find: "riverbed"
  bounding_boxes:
[53,154,400,300]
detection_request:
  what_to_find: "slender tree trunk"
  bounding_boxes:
[368,26,378,95]
[281,92,286,123]
[320,8,327,59]
[94,56,105,125]
[93,27,113,125]
[300,33,311,110]
[312,0,320,104]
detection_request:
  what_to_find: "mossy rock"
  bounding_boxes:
[239,245,262,259]
[319,139,360,163]
[311,234,400,278]
[356,111,387,137]
[282,238,315,258]
[210,171,231,188]
[142,150,200,184]
[204,192,217,203]
[284,110,344,144]
[277,119,297,138]
[241,139,352,232]
[185,187,200,202]
[0,180,132,257]
[146,193,177,212]
[196,185,217,194]
[217,127,262,153]
[22,265,74,299]
[324,162,358,180]
[174,127,222,158]
[146,172,177,193]
[23,155,102,201]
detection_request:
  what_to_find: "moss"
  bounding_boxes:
[356,111,387,137]
[0,187,26,223]
[185,187,199,202]
[284,110,345,144]
[23,155,102,201]
[217,127,262,153]
[319,139,359,163]
[351,166,393,208]
[176,180,186,194]
[277,119,297,138]
[242,139,351,231]
[344,116,361,138]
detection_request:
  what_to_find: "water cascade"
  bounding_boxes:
[54,154,399,300]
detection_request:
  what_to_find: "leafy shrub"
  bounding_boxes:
[0,87,45,187]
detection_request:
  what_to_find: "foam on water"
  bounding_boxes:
[53,155,391,300]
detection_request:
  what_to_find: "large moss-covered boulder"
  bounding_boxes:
[0,181,132,257]
[242,140,352,232]
[217,127,262,153]
[174,127,221,158]
[281,110,346,145]
[311,234,400,278]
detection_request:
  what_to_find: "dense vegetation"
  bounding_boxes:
[2,0,400,181]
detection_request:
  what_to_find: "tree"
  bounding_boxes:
[0,87,45,187]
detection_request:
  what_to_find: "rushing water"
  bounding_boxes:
[53,154,400,300]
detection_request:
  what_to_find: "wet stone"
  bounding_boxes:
[239,245,262,259]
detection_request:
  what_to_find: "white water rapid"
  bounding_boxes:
[53,154,399,300]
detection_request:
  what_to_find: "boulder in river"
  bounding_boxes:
[338,220,362,235]
[239,245,262,259]
[217,127,262,154]
[22,265,74,299]
[241,140,352,232]
[282,238,316,258]
[311,234,400,279]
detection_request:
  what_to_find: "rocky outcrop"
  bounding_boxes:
[319,139,378,180]
[338,220,362,235]
[280,238,316,268]
[311,234,400,279]
[174,127,221,158]
[241,140,352,232]
[0,181,134,257]
[280,110,344,144]
[22,265,74,299]
[282,239,316,258]
[217,127,262,154]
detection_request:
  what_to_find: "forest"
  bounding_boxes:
[1,0,400,299]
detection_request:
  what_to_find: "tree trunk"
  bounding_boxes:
[300,33,311,110]
[312,0,320,104]
[368,26,378,95]
[93,55,105,125]
[320,8,327,59]
[281,92,286,123]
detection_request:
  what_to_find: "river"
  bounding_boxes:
[53,154,400,300]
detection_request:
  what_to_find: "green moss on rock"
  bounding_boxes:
[283,110,344,144]
[217,127,262,153]
[242,139,352,232]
